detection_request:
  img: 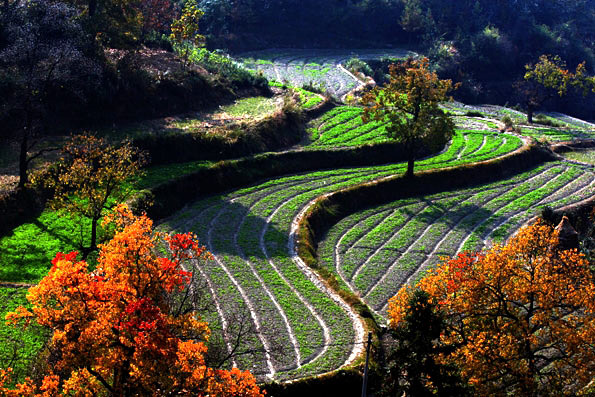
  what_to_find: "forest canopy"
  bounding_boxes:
[198,0,595,116]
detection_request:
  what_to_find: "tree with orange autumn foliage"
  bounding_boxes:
[389,221,595,396]
[0,205,264,397]
[362,57,456,178]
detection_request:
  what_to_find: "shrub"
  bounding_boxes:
[535,113,564,127]
[501,115,514,130]
[345,57,373,77]
[184,46,268,90]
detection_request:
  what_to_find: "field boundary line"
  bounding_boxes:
[234,204,302,370]
[289,194,366,372]
[207,206,276,378]
[260,197,331,369]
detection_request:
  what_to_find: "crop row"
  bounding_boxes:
[319,161,594,315]
[306,106,527,150]
[442,102,595,141]
[160,124,528,380]
[243,61,358,98]
[238,49,414,98]
[295,87,324,109]
[267,82,323,110]
[307,106,390,147]
[520,125,595,142]
[542,112,595,130]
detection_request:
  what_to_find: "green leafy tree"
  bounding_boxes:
[170,0,205,67]
[382,289,470,397]
[34,134,147,256]
[362,57,456,178]
[520,54,595,123]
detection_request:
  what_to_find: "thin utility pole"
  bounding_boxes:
[361,332,372,397]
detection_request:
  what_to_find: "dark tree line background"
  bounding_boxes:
[0,0,265,190]
[198,0,595,118]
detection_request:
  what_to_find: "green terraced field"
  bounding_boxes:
[2,88,592,384]
[562,149,595,165]
[306,106,390,147]
[237,48,414,99]
[442,101,595,142]
[3,41,595,387]
[296,87,324,110]
[319,161,594,316]
[305,105,524,150]
[160,126,525,380]
[3,97,587,383]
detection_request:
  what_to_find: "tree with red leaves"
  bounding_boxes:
[1,205,264,397]
[136,0,179,38]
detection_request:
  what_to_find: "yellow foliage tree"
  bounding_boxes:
[389,221,595,396]
[35,134,147,255]
[1,205,264,396]
[521,54,595,124]
[170,0,205,67]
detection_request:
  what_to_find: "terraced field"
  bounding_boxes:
[160,128,525,380]
[237,49,414,98]
[306,106,390,147]
[306,105,527,149]
[442,101,595,141]
[319,161,595,316]
[4,54,591,384]
[3,43,594,389]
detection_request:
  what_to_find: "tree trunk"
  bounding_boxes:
[18,129,29,189]
[89,216,98,254]
[406,156,415,179]
[527,104,534,124]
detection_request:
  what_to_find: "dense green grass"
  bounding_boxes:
[0,211,91,283]
[0,287,48,383]
[218,96,278,118]
[131,161,214,190]
[0,159,213,284]
[561,149,595,165]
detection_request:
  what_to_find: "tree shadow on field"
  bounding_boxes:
[362,199,497,255]
[31,217,81,248]
[180,198,289,261]
[0,218,79,284]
